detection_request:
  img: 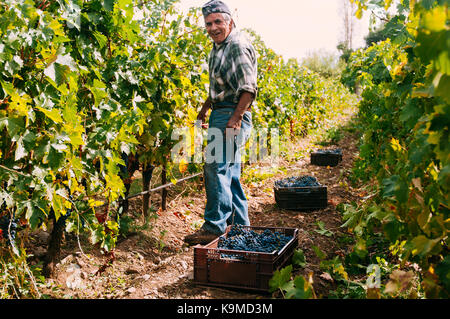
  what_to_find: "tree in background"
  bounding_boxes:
[340,0,358,51]
[337,0,358,63]
[301,49,341,78]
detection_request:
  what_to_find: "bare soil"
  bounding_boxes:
[28,113,363,299]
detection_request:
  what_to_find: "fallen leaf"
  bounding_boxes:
[319,272,333,282]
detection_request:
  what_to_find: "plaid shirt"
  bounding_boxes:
[208,29,258,105]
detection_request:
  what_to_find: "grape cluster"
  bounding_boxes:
[0,215,17,245]
[218,225,292,255]
[275,175,320,188]
[315,148,342,155]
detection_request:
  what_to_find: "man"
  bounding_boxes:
[184,0,258,245]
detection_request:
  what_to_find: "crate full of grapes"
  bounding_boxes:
[193,225,298,292]
[274,176,327,210]
[310,148,342,167]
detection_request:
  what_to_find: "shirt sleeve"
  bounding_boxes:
[226,42,258,102]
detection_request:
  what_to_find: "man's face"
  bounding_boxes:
[204,13,232,44]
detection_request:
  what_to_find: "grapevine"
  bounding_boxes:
[0,0,359,298]
[340,0,449,298]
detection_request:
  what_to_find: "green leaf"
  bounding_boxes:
[92,31,108,48]
[0,80,15,96]
[103,0,115,11]
[25,202,47,230]
[436,51,450,75]
[102,233,117,252]
[14,136,28,161]
[415,30,447,65]
[46,145,65,169]
[90,226,105,245]
[2,117,25,138]
[60,0,81,31]
[434,73,450,103]
[292,249,306,267]
[44,62,70,86]
[285,275,313,299]
[382,175,409,203]
[383,218,405,242]
[411,235,440,258]
[268,265,292,293]
[312,245,326,260]
[89,79,108,107]
[22,130,37,151]
[435,256,450,292]
[314,221,334,237]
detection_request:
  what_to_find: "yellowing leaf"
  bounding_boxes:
[63,200,72,209]
[390,138,403,152]
[384,0,393,10]
[384,270,415,296]
[9,92,32,117]
[62,103,85,147]
[392,64,405,77]
[51,193,65,221]
[422,7,447,32]
[40,46,57,65]
[36,106,63,124]
[334,264,348,281]
[89,199,105,208]
[409,0,416,13]
[355,7,363,19]
[48,19,65,37]
[179,158,188,173]
[187,107,197,122]
[105,173,125,202]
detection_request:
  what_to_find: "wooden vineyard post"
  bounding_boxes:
[161,164,167,211]
[142,163,154,216]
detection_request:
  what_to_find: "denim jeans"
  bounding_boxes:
[201,108,252,235]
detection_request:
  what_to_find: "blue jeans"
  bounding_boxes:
[201,108,252,235]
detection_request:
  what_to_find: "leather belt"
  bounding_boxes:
[212,102,237,110]
[211,102,252,111]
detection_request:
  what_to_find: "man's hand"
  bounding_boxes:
[225,92,253,136]
[226,115,242,136]
[197,108,209,128]
[197,98,212,129]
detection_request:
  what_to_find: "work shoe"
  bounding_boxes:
[184,229,220,246]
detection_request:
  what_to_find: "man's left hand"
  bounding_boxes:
[225,91,254,136]
[226,116,242,136]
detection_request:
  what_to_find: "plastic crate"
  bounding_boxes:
[274,184,327,210]
[193,225,298,292]
[310,149,342,167]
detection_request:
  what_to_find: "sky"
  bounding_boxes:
[176,0,372,61]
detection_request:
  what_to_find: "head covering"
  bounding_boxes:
[202,0,232,17]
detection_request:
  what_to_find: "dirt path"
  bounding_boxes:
[31,112,362,299]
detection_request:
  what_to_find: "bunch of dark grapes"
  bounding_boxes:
[275,175,320,188]
[218,225,292,256]
[315,148,342,155]
[0,215,17,245]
